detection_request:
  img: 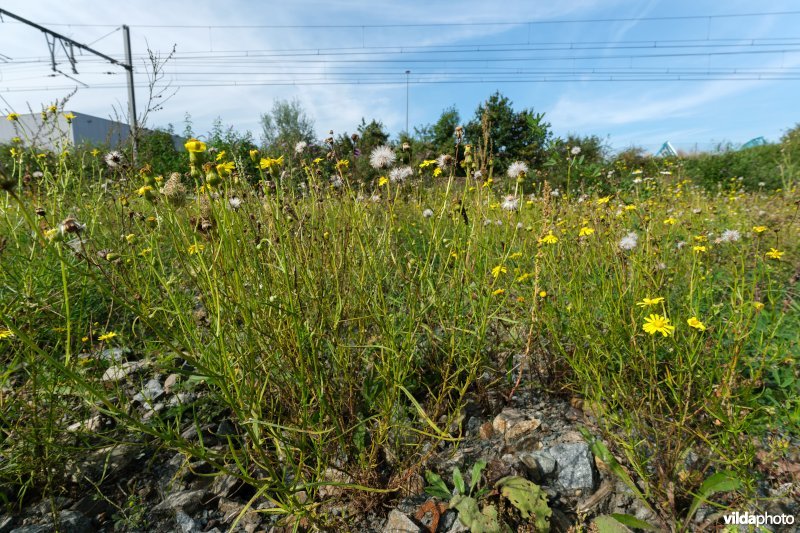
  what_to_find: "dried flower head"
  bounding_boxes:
[436,154,453,169]
[619,231,639,251]
[104,151,124,169]
[162,173,187,206]
[295,141,308,154]
[501,195,519,211]
[389,166,413,183]
[507,161,528,179]
[369,145,396,169]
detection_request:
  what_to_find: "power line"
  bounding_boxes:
[4,10,800,29]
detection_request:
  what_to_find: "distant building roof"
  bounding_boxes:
[1,111,130,151]
[655,141,678,157]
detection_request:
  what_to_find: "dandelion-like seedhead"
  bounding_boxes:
[507,161,528,179]
[436,154,453,170]
[571,146,581,155]
[720,229,741,243]
[228,196,242,210]
[295,141,308,154]
[501,195,519,211]
[369,145,396,169]
[389,166,413,183]
[619,231,639,251]
[422,208,434,218]
[105,151,124,169]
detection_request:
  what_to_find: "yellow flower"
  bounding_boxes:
[378,176,389,186]
[0,329,14,340]
[419,159,437,169]
[687,317,706,331]
[433,168,443,178]
[249,148,259,161]
[596,196,611,204]
[491,265,507,278]
[259,156,284,170]
[624,204,637,211]
[642,314,675,337]
[692,245,707,253]
[6,113,20,121]
[765,248,784,260]
[10,147,19,158]
[91,148,100,157]
[97,332,117,342]
[11,137,21,144]
[663,218,677,225]
[187,243,205,255]
[752,301,764,311]
[636,297,665,307]
[539,290,547,298]
[578,227,595,237]
[125,233,136,244]
[63,112,76,123]
[137,185,154,196]
[313,157,323,164]
[185,138,207,153]
[492,288,505,296]
[516,272,531,282]
[216,161,235,176]
[538,233,558,245]
[139,248,152,257]
[752,226,768,233]
[48,105,57,113]
[215,150,226,161]
[335,159,349,170]
[509,252,523,259]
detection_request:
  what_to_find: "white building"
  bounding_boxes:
[1,111,131,151]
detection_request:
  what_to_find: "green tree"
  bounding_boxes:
[415,105,461,158]
[465,91,551,173]
[260,98,316,152]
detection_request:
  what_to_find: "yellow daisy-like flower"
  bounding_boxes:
[0,328,15,340]
[538,233,558,245]
[752,301,764,311]
[578,227,595,237]
[216,161,235,177]
[492,288,505,296]
[692,245,707,253]
[642,314,675,337]
[137,185,153,196]
[596,196,611,204]
[91,148,100,157]
[663,218,677,225]
[335,159,349,170]
[259,156,284,170]
[752,226,768,233]
[97,332,117,342]
[636,297,665,307]
[6,113,20,121]
[624,204,637,211]
[687,317,706,331]
[215,150,226,161]
[184,138,207,153]
[187,243,205,255]
[516,272,531,282]
[539,290,547,298]
[419,159,437,169]
[491,265,507,278]
[378,176,389,186]
[509,252,523,259]
[63,112,76,123]
[765,248,784,260]
[433,168,443,178]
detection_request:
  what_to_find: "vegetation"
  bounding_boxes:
[0,102,797,531]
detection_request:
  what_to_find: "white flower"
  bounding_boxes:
[618,231,638,251]
[506,161,528,179]
[422,208,434,218]
[660,171,672,175]
[676,241,686,249]
[473,169,483,180]
[104,151,123,168]
[633,178,643,184]
[330,176,343,188]
[483,219,492,226]
[389,166,413,183]
[295,141,308,154]
[758,181,765,187]
[436,154,453,169]
[495,219,503,226]
[369,145,395,169]
[550,189,560,197]
[501,195,519,211]
[228,196,242,210]
[720,229,740,243]
[570,146,581,156]
[370,194,381,202]
[32,171,44,178]
[516,222,524,229]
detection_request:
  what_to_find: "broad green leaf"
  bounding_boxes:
[424,470,451,500]
[470,460,487,494]
[452,466,466,495]
[687,471,741,519]
[496,476,551,532]
[610,513,658,531]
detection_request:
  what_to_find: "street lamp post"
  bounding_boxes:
[405,70,410,134]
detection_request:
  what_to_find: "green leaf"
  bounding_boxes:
[610,513,658,531]
[470,460,487,495]
[496,476,551,532]
[592,515,631,533]
[450,495,503,533]
[687,471,741,520]
[452,466,466,495]
[424,470,451,500]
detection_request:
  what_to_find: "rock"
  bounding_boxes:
[318,468,354,499]
[9,526,49,533]
[217,498,261,530]
[53,511,92,533]
[0,516,14,533]
[164,373,180,393]
[492,408,541,441]
[210,474,240,498]
[69,444,140,483]
[66,415,103,433]
[133,378,164,403]
[382,509,421,532]
[153,489,209,516]
[547,442,597,491]
[519,451,557,482]
[98,347,128,363]
[478,421,494,440]
[102,360,147,382]
[175,510,200,533]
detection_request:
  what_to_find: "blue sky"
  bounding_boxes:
[1,0,800,152]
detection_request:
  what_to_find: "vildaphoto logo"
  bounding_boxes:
[723,511,795,526]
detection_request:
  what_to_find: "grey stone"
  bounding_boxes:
[382,509,420,532]
[175,510,200,533]
[164,373,180,393]
[0,516,14,533]
[69,444,140,483]
[133,378,164,403]
[519,450,557,482]
[547,442,597,491]
[210,474,240,498]
[102,360,147,382]
[9,526,49,533]
[53,511,92,533]
[492,408,541,441]
[153,489,208,515]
